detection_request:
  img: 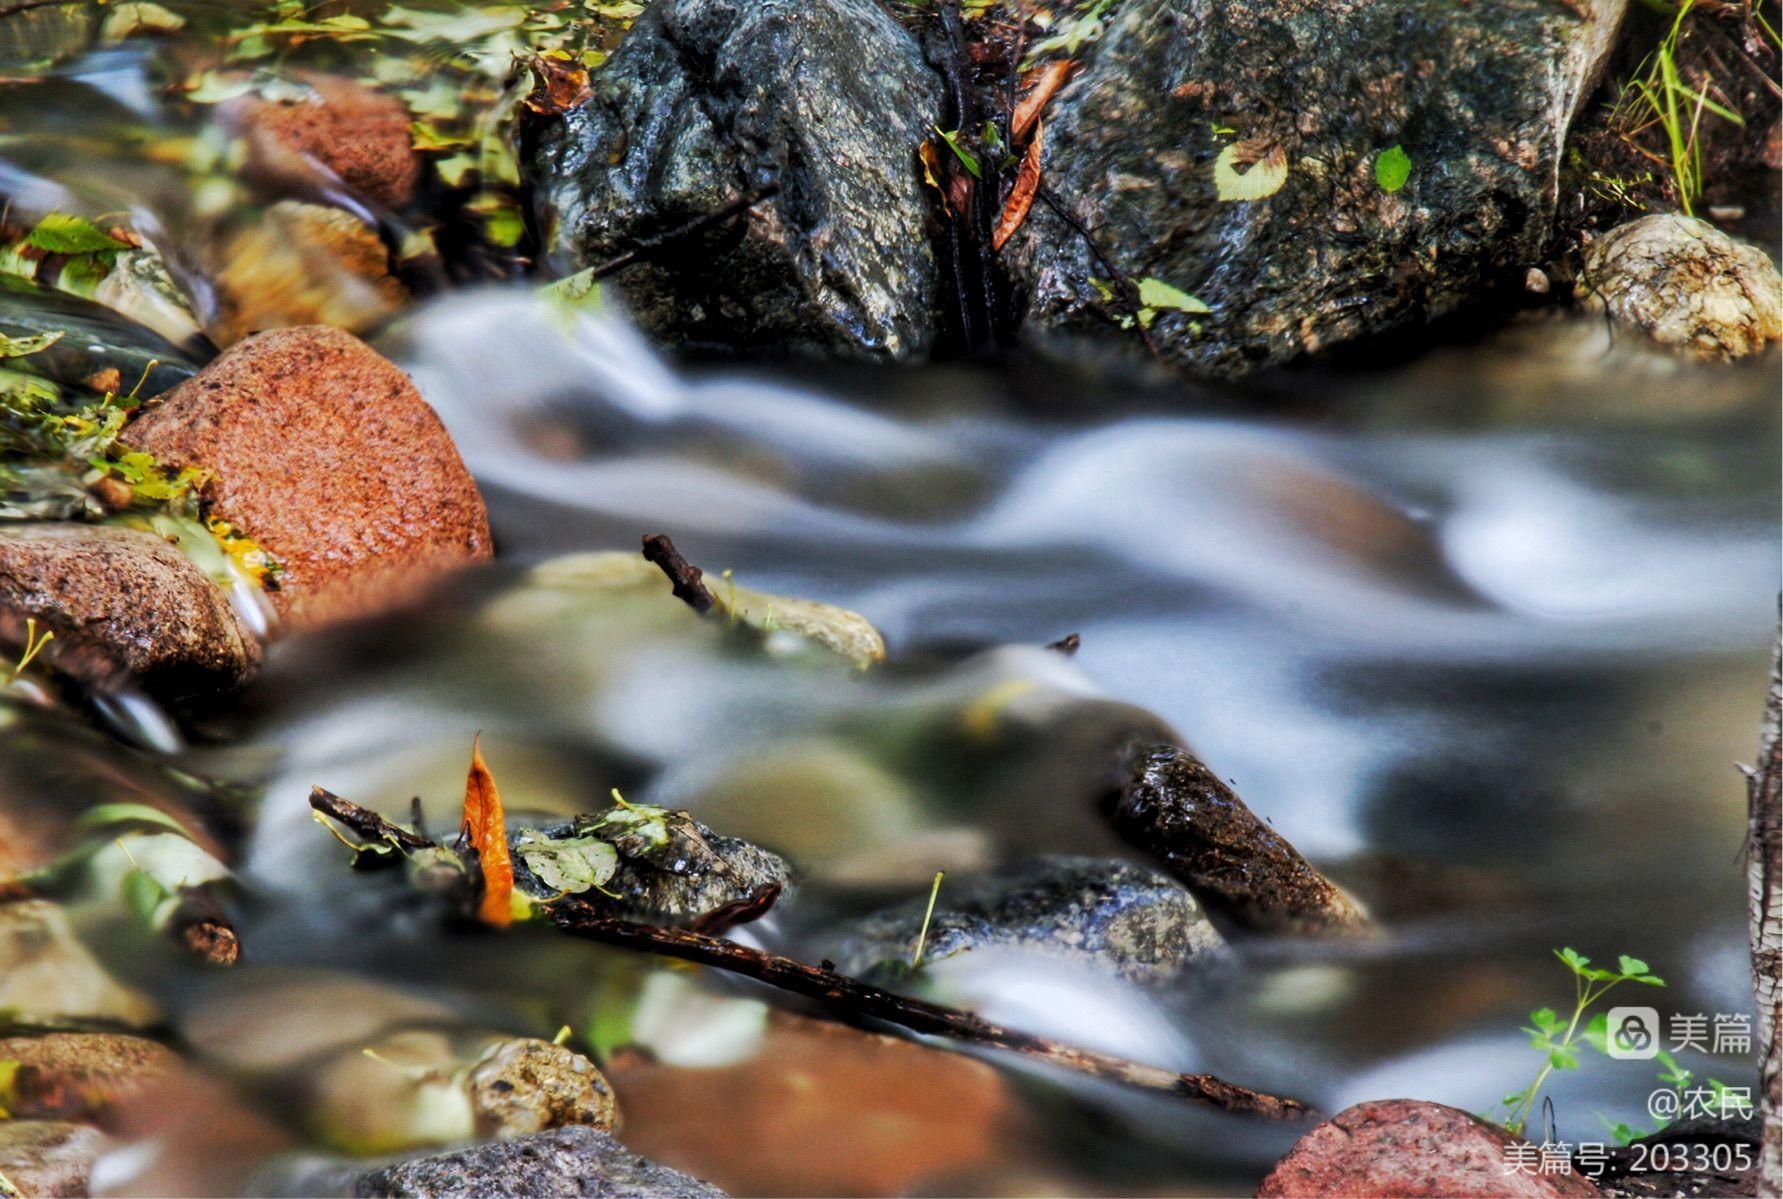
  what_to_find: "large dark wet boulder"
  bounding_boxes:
[1005,0,1627,377]
[527,0,943,360]
[831,854,1225,984]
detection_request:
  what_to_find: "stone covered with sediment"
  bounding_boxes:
[1109,745,1365,933]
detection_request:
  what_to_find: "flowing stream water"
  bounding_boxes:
[0,6,1778,1195]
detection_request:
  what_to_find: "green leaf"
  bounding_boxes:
[0,330,64,359]
[1374,144,1412,193]
[934,127,981,179]
[77,803,193,839]
[121,868,169,924]
[1549,1045,1579,1070]
[1557,947,1591,974]
[1529,1007,1563,1033]
[24,214,127,255]
[1616,955,1648,977]
[1136,276,1211,315]
[1581,1012,1610,1052]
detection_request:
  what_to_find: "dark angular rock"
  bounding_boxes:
[1109,745,1366,934]
[1005,0,1626,377]
[831,854,1225,984]
[528,0,943,359]
[354,1126,728,1198]
[0,523,261,699]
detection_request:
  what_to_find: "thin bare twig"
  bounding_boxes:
[303,788,1312,1119]
[548,898,1312,1119]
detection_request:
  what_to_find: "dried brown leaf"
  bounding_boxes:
[1012,60,1075,144]
[992,120,1044,250]
[463,735,513,927]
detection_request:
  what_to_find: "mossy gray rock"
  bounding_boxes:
[831,854,1226,984]
[528,0,942,359]
[354,1126,727,1198]
[1004,0,1627,377]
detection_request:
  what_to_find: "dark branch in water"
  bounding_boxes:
[590,184,781,281]
[309,786,436,851]
[304,787,1310,1119]
[548,898,1312,1119]
[1046,632,1081,655]
[641,533,715,614]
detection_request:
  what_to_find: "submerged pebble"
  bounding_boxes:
[830,854,1226,984]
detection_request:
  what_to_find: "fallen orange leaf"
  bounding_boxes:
[1012,60,1075,145]
[463,735,513,926]
[992,121,1044,250]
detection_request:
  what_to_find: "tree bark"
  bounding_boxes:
[1750,625,1781,1197]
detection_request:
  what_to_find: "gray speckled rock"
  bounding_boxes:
[354,1127,727,1198]
[1583,214,1782,361]
[527,0,942,359]
[1005,0,1626,377]
[832,855,1225,984]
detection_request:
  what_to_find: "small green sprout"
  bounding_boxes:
[8,618,53,682]
[1497,948,1665,1136]
[910,870,945,970]
[934,127,981,179]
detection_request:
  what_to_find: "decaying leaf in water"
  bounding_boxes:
[462,737,514,926]
[523,53,592,115]
[23,214,128,256]
[1213,139,1288,201]
[1012,60,1074,143]
[513,830,618,897]
[992,122,1045,251]
[1136,276,1211,315]
[716,581,887,668]
[101,2,185,41]
[0,330,63,359]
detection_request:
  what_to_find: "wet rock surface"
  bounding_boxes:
[0,1031,176,1121]
[831,854,1225,983]
[0,1120,107,1199]
[605,1010,1013,1196]
[353,1126,728,1198]
[1256,1099,1603,1198]
[529,807,794,921]
[0,523,260,698]
[528,0,942,359]
[1007,0,1626,377]
[227,72,422,209]
[1583,214,1782,361]
[123,325,492,629]
[210,200,408,346]
[1109,745,1366,933]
